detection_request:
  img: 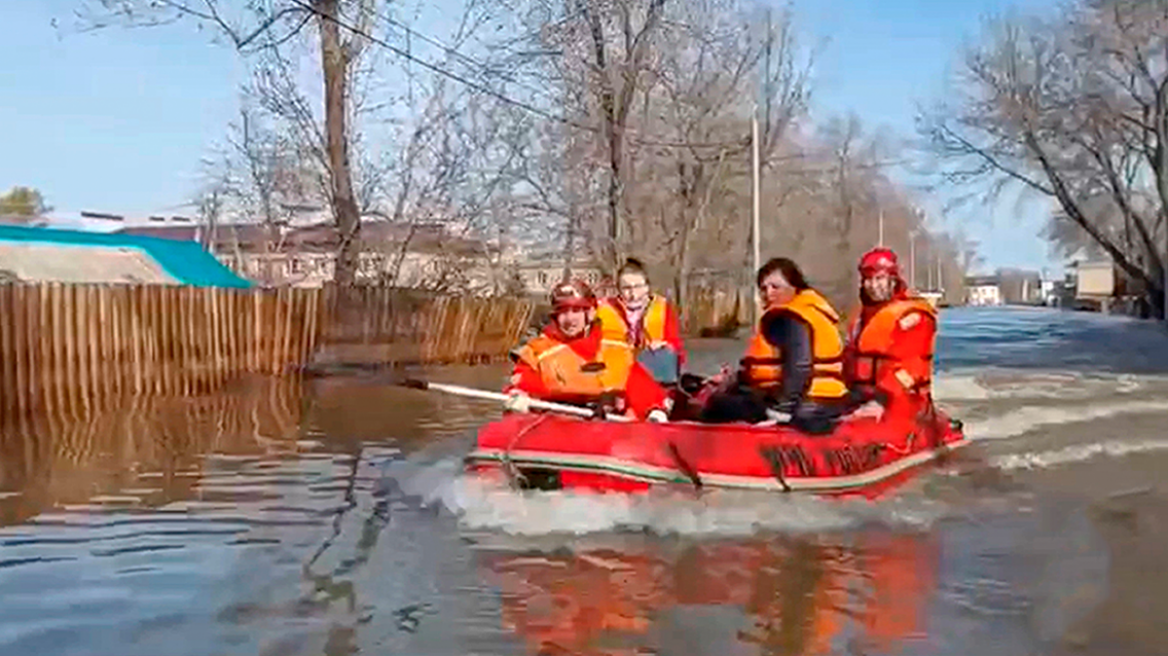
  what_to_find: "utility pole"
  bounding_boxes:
[926,246,933,290]
[909,231,917,291]
[752,107,761,323]
[878,209,884,247]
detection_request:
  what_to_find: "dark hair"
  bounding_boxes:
[617,257,649,281]
[757,257,810,290]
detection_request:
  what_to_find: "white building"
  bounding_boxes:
[965,275,1002,306]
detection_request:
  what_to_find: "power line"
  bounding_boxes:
[373,7,561,106]
[290,0,596,129]
[288,0,757,150]
[290,1,925,170]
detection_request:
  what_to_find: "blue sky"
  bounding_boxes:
[2,0,1058,272]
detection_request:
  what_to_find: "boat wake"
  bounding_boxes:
[990,438,1168,471]
[961,397,1168,441]
[934,368,1168,476]
[380,454,953,538]
[372,365,1168,536]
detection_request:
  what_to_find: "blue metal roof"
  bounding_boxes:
[0,224,252,288]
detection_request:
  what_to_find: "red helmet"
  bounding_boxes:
[549,279,597,311]
[858,248,901,278]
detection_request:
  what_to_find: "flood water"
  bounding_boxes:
[3,306,1168,655]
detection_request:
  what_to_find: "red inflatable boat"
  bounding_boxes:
[464,409,968,497]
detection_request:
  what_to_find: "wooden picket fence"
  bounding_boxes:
[682,285,749,336]
[0,283,322,421]
[0,283,536,423]
[314,285,534,367]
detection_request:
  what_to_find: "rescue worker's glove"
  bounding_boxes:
[646,409,669,423]
[504,392,531,413]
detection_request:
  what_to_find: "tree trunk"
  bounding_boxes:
[317,0,361,287]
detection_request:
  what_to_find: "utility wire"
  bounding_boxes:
[290,0,916,168]
[288,0,760,149]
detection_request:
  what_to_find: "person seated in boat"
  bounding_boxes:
[595,257,686,387]
[698,257,849,433]
[504,279,671,422]
[843,247,937,422]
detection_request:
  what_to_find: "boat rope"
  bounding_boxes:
[881,431,916,456]
[666,442,703,491]
[758,446,793,493]
[500,414,550,490]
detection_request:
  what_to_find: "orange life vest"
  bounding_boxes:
[846,297,937,394]
[740,289,848,400]
[596,295,671,351]
[511,330,636,399]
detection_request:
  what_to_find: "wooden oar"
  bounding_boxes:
[398,379,633,422]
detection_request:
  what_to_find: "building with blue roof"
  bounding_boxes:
[0,224,251,288]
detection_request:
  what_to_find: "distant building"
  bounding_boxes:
[1073,260,1124,299]
[118,221,507,291]
[997,268,1043,304]
[1069,258,1145,313]
[513,252,604,295]
[964,275,1002,306]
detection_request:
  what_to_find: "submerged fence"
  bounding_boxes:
[314,286,534,367]
[0,283,535,423]
[0,284,321,420]
[682,286,749,336]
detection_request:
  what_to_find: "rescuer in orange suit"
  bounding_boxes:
[595,258,686,387]
[844,247,938,422]
[504,279,671,422]
[698,257,849,433]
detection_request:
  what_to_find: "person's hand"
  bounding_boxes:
[707,363,734,386]
[504,392,532,413]
[764,409,792,424]
[647,409,669,423]
[852,400,884,420]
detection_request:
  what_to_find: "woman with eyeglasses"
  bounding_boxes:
[595,258,686,387]
[697,257,849,433]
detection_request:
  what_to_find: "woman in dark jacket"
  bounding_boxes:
[697,258,848,434]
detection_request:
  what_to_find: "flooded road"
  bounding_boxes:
[2,306,1168,655]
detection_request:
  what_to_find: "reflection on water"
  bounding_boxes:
[0,377,311,527]
[0,307,1164,655]
[478,533,938,656]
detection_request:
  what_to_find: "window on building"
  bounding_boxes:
[290,258,304,274]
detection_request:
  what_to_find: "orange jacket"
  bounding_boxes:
[739,288,848,401]
[845,295,937,414]
[596,295,686,362]
[506,322,670,419]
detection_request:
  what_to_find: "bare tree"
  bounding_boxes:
[643,2,812,307]
[919,1,1168,316]
[79,0,376,284]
